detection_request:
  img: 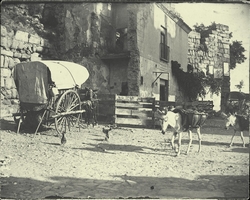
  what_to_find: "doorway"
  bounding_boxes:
[160,79,169,101]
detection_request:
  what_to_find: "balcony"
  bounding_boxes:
[100,51,130,60]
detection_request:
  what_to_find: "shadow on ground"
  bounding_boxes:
[179,139,249,148]
[1,174,248,199]
[0,118,54,134]
[0,118,16,131]
[73,142,169,156]
[223,147,250,154]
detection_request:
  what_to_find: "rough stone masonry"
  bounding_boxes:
[187,23,231,110]
[1,25,51,117]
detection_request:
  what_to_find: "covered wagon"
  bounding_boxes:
[12,60,89,135]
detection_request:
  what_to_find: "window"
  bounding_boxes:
[160,26,169,62]
[116,28,128,51]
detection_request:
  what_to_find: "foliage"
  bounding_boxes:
[235,80,244,92]
[203,74,223,95]
[1,4,54,39]
[193,22,217,52]
[172,61,222,101]
[229,41,247,69]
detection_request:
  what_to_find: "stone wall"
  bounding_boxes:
[127,4,141,96]
[188,24,230,75]
[187,23,231,110]
[0,3,117,118]
[1,3,54,117]
[1,25,52,117]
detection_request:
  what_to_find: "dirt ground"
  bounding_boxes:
[0,116,249,199]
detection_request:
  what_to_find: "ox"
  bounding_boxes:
[155,108,207,156]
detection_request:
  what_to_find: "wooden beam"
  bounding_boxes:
[51,110,85,118]
[115,108,153,117]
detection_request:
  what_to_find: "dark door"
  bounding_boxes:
[160,79,168,101]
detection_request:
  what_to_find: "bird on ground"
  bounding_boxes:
[61,133,67,145]
[102,126,112,141]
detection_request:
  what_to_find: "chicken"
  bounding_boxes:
[102,126,112,141]
[61,133,67,145]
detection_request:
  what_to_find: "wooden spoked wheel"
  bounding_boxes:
[55,90,81,136]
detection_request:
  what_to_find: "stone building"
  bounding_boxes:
[45,3,192,102]
[1,2,193,117]
[1,4,53,116]
[187,24,231,111]
[99,3,192,102]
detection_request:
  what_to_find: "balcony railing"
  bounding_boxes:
[160,43,170,62]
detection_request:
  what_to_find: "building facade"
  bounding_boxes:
[1,2,193,117]
[100,3,192,102]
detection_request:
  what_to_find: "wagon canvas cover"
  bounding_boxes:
[13,61,89,104]
[13,61,49,104]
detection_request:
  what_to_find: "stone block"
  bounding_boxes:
[13,58,20,64]
[20,49,26,54]
[223,48,229,54]
[11,39,19,49]
[1,76,5,87]
[208,51,213,57]
[17,40,24,49]
[2,98,11,105]
[8,57,15,69]
[30,53,41,61]
[6,89,12,99]
[14,30,29,42]
[4,77,15,89]
[1,93,4,100]
[203,60,209,64]
[217,36,222,41]
[21,53,31,59]
[13,52,22,58]
[11,99,19,105]
[212,30,217,35]
[223,43,229,49]
[1,55,4,67]
[29,34,41,45]
[7,29,15,38]
[222,38,229,44]
[197,50,203,56]
[32,44,37,52]
[209,61,215,66]
[11,88,18,99]
[6,36,13,50]
[36,46,43,53]
[3,56,9,68]
[1,25,7,37]
[1,68,11,77]
[1,49,14,57]
[1,36,8,48]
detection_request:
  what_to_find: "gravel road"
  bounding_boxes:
[0,116,249,199]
